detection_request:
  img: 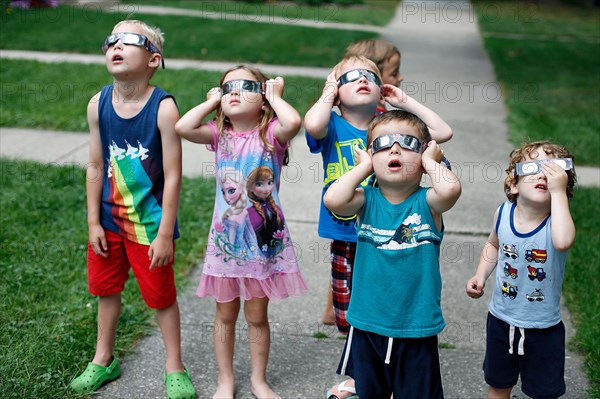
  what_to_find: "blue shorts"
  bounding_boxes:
[336,327,444,399]
[484,313,565,399]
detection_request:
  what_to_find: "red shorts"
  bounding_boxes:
[87,229,177,309]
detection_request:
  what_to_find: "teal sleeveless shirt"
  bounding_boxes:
[347,186,446,338]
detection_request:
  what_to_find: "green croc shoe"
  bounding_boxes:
[70,356,121,394]
[165,368,196,399]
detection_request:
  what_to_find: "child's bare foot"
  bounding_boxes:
[212,381,235,399]
[321,308,335,325]
[251,380,281,399]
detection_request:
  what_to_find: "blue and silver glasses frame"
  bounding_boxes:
[369,133,424,154]
[102,32,165,69]
[337,69,382,88]
[515,158,573,176]
[220,80,264,96]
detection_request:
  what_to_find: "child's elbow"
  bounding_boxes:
[303,119,317,136]
[554,237,575,252]
[174,121,186,137]
[437,127,453,144]
[443,128,453,142]
[323,191,340,212]
[289,114,302,134]
[323,192,334,210]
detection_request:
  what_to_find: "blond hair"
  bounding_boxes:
[113,19,164,53]
[504,140,577,202]
[333,55,382,80]
[346,39,400,77]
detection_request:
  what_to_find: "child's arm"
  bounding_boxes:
[544,162,576,251]
[174,87,221,144]
[323,145,370,217]
[466,208,500,298]
[423,141,461,225]
[383,85,453,143]
[86,93,108,258]
[266,77,302,143]
[303,71,338,140]
[149,98,182,269]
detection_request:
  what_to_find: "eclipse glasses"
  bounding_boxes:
[370,134,424,154]
[102,32,165,69]
[515,158,573,176]
[337,69,382,88]
[221,80,264,96]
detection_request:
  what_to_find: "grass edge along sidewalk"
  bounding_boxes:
[0,159,214,399]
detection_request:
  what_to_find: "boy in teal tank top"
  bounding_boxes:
[324,110,461,398]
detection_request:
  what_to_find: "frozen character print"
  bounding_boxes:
[246,166,286,258]
[216,167,260,262]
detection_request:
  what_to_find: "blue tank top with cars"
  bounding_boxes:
[489,202,567,329]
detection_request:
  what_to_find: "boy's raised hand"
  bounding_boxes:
[354,144,373,172]
[421,140,444,166]
[265,76,285,102]
[323,71,339,104]
[543,161,569,196]
[382,84,408,106]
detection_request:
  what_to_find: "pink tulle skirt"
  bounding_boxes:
[197,273,309,303]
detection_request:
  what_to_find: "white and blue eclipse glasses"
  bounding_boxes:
[515,158,573,176]
[337,69,382,88]
[102,32,164,69]
[221,80,264,96]
[370,134,424,154]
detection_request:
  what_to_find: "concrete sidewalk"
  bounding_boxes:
[0,2,594,398]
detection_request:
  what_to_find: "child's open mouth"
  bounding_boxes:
[534,183,547,191]
[112,54,123,63]
[388,159,402,170]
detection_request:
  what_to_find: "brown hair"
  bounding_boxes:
[215,65,289,165]
[504,140,576,202]
[367,110,431,146]
[345,39,400,77]
[246,166,282,227]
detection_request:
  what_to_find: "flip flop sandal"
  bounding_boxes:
[326,379,359,399]
[165,368,196,399]
[70,356,121,394]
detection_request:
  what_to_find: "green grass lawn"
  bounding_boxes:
[119,0,399,26]
[0,59,325,131]
[475,1,600,395]
[474,1,600,166]
[564,187,600,398]
[0,6,376,67]
[0,159,213,398]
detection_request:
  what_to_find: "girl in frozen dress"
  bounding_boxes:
[175,65,308,399]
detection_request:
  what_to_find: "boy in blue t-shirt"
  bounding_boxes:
[324,110,461,398]
[466,140,576,399]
